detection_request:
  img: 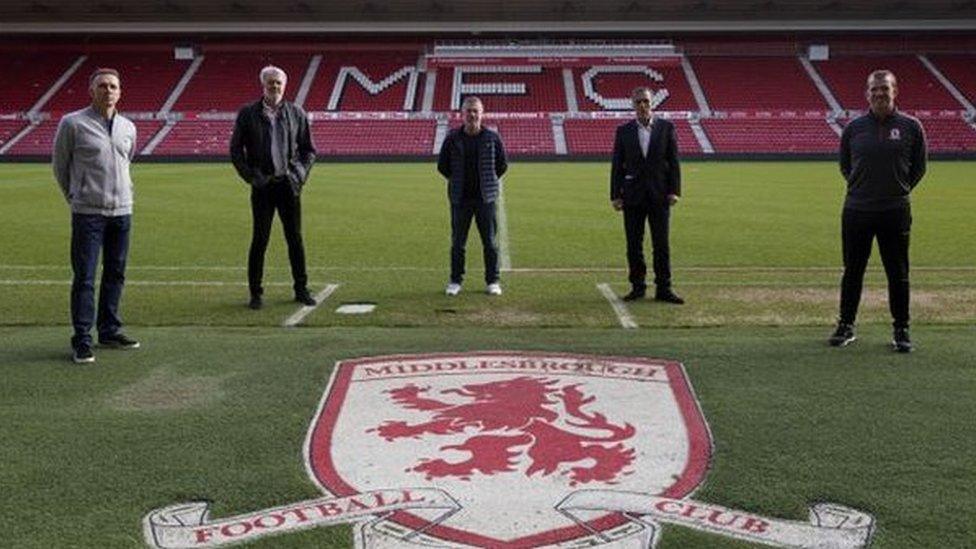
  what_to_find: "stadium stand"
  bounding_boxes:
[40,52,187,113]
[172,53,309,111]
[572,64,698,112]
[6,118,164,156]
[310,118,435,156]
[433,66,567,113]
[563,118,702,155]
[691,56,828,111]
[5,119,66,156]
[152,119,233,156]
[0,118,27,148]
[0,52,80,113]
[907,117,976,153]
[812,55,960,111]
[701,117,839,154]
[1,37,975,158]
[488,118,556,155]
[303,51,424,112]
[927,54,976,106]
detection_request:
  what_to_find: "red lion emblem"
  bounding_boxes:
[368,377,636,486]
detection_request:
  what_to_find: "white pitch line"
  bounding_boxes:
[596,283,638,329]
[497,180,512,272]
[282,284,339,328]
[2,264,975,273]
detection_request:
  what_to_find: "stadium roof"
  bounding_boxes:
[2,0,976,33]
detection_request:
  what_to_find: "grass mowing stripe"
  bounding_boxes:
[498,180,512,271]
[596,283,639,329]
[4,265,976,272]
[282,284,340,328]
[0,279,296,287]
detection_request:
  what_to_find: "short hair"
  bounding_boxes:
[89,68,120,89]
[259,65,287,85]
[867,69,897,87]
[632,86,653,100]
[461,96,483,109]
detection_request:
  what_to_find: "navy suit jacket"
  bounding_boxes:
[610,118,681,206]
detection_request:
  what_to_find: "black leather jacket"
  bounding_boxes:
[230,99,316,195]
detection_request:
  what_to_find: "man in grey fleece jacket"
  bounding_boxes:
[53,68,140,364]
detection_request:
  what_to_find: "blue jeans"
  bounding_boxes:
[70,213,131,349]
[450,201,499,285]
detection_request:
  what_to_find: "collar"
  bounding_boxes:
[868,107,897,123]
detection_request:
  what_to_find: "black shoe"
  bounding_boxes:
[622,289,646,302]
[72,344,95,363]
[892,328,913,353]
[98,333,140,349]
[248,295,263,310]
[655,290,685,304]
[295,291,316,306]
[828,323,856,347]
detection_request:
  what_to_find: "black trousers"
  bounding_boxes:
[248,180,308,297]
[450,200,499,285]
[839,205,911,328]
[623,201,671,292]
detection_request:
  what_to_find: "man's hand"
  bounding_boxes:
[612,198,624,211]
[667,194,679,206]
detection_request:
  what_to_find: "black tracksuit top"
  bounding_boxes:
[839,109,927,212]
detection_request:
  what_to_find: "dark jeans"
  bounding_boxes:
[839,205,911,328]
[70,213,131,349]
[248,180,308,297]
[450,200,499,285]
[623,201,672,292]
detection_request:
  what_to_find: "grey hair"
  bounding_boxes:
[867,69,896,87]
[461,95,483,109]
[259,65,287,85]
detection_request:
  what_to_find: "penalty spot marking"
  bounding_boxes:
[336,303,376,314]
[597,283,638,329]
[283,284,340,328]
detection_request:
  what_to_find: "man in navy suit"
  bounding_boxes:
[610,87,684,303]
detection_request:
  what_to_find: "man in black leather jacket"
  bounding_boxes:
[230,65,317,310]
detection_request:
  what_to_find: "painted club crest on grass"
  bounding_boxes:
[143,351,875,548]
[368,376,636,485]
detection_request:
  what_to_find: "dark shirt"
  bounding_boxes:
[461,129,485,203]
[839,109,927,211]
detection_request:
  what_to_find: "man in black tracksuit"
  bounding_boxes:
[437,96,508,296]
[230,65,317,310]
[829,70,927,352]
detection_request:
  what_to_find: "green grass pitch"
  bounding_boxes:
[1,161,974,548]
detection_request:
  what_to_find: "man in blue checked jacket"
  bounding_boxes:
[437,96,508,297]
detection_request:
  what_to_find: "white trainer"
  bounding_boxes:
[486,283,502,296]
[445,283,462,296]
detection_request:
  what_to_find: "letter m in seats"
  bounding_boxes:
[327,67,419,111]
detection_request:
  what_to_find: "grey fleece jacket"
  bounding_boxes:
[53,107,137,216]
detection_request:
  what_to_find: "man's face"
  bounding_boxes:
[463,100,484,130]
[263,74,286,105]
[867,74,897,114]
[632,91,652,121]
[90,74,121,111]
